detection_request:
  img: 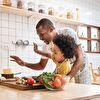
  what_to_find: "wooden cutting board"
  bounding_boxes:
[0,81,45,90]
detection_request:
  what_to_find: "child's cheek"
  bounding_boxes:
[55,56,58,62]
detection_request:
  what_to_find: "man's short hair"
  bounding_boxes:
[36,18,55,30]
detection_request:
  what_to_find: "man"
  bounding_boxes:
[10,18,91,84]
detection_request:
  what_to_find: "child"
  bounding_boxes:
[34,34,77,76]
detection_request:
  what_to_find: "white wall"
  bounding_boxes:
[0,0,100,76]
[0,13,56,76]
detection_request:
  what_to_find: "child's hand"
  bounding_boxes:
[33,43,38,53]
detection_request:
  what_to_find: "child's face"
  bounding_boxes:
[52,44,65,62]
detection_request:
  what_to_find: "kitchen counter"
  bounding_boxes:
[0,83,100,100]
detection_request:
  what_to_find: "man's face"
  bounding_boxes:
[36,26,52,44]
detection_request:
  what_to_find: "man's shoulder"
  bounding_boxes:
[58,27,74,32]
[57,28,76,35]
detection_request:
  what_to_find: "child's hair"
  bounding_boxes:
[53,34,77,59]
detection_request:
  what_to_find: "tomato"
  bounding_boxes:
[54,74,62,80]
[53,78,61,88]
[54,74,67,86]
[27,77,36,85]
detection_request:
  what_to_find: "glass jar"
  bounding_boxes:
[58,7,65,17]
[3,0,11,6]
[76,8,80,20]
[67,9,73,19]
[28,1,35,11]
[38,4,46,14]
[48,7,55,15]
[17,0,23,9]
[11,0,17,7]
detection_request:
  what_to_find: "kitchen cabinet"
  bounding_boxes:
[78,26,100,53]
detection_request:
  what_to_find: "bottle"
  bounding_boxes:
[3,0,11,6]
[94,34,96,38]
[81,32,84,37]
[76,8,80,20]
[98,67,100,74]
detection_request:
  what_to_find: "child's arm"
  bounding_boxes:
[33,43,52,58]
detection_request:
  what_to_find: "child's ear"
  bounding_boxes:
[50,28,53,32]
[61,53,65,59]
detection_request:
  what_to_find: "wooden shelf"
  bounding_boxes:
[86,51,100,53]
[0,5,33,17]
[30,12,100,27]
[79,37,100,41]
[0,5,100,27]
[30,12,86,26]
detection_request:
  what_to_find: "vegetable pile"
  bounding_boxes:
[37,72,66,90]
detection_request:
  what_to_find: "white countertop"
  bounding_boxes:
[0,83,100,100]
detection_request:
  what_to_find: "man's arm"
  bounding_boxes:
[24,58,48,70]
[67,45,84,78]
[10,55,48,70]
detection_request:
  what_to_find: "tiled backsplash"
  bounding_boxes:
[0,12,58,76]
